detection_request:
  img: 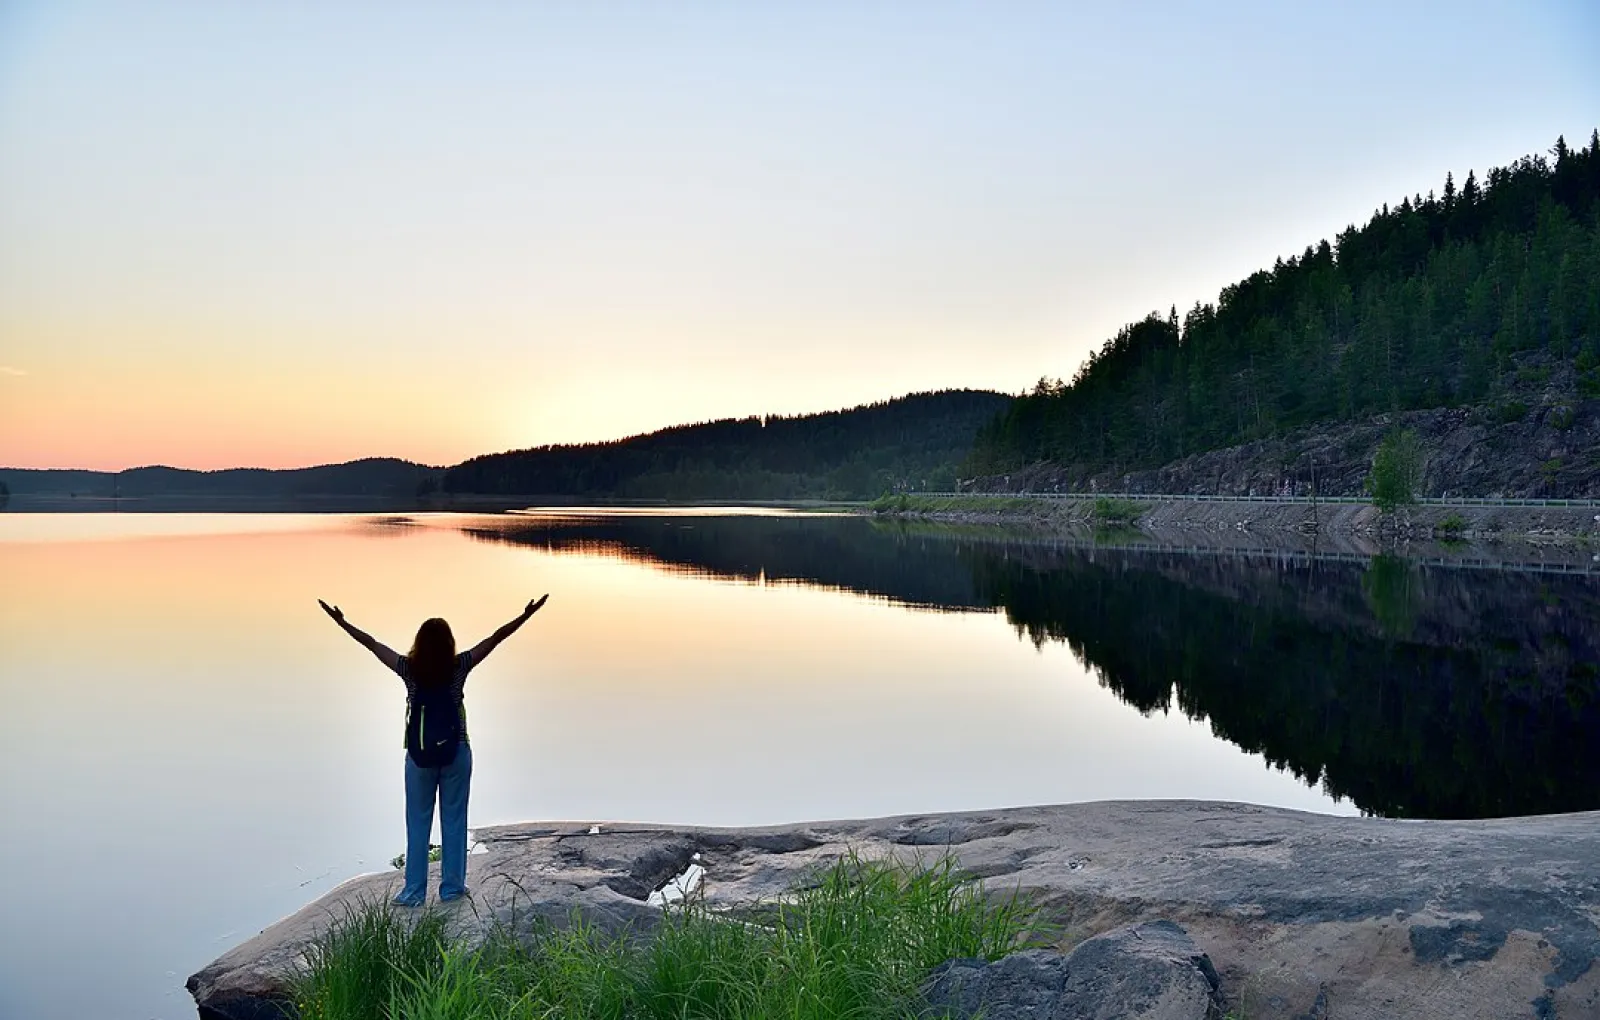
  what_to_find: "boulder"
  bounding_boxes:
[923,920,1223,1020]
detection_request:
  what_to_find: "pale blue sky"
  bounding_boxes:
[2,2,1596,468]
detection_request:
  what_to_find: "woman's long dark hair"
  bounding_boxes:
[408,618,456,690]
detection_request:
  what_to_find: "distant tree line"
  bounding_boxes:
[443,390,1010,500]
[967,132,1600,476]
[0,459,435,499]
[1,395,1008,503]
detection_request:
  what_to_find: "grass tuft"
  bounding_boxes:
[1435,512,1468,537]
[391,845,444,871]
[292,898,452,1020]
[290,851,1041,1020]
[869,493,1043,515]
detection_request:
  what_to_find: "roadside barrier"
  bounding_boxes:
[911,492,1600,508]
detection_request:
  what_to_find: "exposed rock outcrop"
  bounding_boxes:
[971,374,1600,501]
[189,802,1600,1020]
[924,921,1224,1020]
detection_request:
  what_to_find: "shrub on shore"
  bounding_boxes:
[291,852,1041,1020]
[1091,498,1144,526]
[1435,512,1468,537]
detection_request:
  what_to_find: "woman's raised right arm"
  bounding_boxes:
[318,599,402,672]
[467,594,549,665]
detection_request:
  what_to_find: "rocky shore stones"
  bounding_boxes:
[923,920,1224,1020]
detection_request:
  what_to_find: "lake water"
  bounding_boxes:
[2,510,1596,1019]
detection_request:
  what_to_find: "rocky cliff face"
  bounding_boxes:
[976,354,1600,499]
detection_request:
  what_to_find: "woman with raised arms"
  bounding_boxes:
[318,595,549,905]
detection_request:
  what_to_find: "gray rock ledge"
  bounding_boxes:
[924,920,1225,1020]
[188,800,1600,1020]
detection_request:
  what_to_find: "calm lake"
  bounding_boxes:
[2,510,1597,1019]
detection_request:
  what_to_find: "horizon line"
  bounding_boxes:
[2,385,1011,475]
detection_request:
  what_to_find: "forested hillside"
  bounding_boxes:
[443,389,1010,499]
[967,132,1600,480]
[0,458,436,499]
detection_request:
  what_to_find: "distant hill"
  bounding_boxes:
[0,457,439,500]
[1,390,1012,505]
[967,131,1600,495]
[444,389,1012,500]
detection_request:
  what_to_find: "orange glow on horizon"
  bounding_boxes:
[0,340,991,472]
[0,345,493,470]
[0,291,1028,472]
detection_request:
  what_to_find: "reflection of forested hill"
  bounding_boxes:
[466,515,991,611]
[985,544,1600,659]
[471,514,1600,819]
[972,550,1600,819]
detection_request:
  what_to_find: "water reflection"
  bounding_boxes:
[464,512,989,610]
[476,513,1600,820]
[973,546,1600,820]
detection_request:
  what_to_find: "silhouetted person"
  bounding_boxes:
[318,595,549,905]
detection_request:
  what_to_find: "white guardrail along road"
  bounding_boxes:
[921,493,1600,508]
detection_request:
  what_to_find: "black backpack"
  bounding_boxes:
[406,685,462,768]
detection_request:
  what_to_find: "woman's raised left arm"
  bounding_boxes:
[318,599,402,672]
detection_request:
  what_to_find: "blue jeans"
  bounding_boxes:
[397,743,472,905]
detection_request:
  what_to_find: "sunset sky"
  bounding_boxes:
[2,2,1596,471]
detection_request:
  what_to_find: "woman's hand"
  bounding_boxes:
[319,601,399,669]
[469,596,550,663]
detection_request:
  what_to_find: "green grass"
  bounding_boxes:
[869,492,1043,515]
[391,845,444,871]
[294,900,456,1020]
[290,852,1041,1020]
[1091,498,1144,526]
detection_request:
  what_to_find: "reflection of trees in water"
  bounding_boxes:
[970,550,1600,819]
[464,515,992,612]
[465,515,1600,820]
[1361,554,1418,639]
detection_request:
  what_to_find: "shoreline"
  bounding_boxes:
[866,493,1600,551]
[0,494,863,514]
[188,800,1600,1020]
